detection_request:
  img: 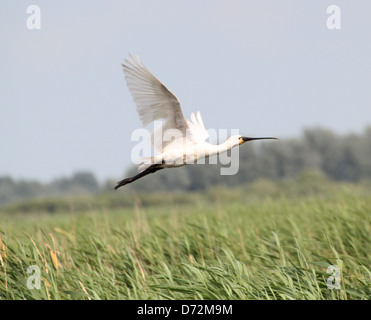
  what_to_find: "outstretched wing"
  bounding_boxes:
[187,111,209,143]
[122,55,189,140]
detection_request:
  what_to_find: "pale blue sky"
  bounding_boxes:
[1,1,370,182]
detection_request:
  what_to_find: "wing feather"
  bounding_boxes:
[122,55,188,136]
[122,55,209,152]
[186,111,209,142]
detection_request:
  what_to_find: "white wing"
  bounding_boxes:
[122,55,188,136]
[186,111,209,143]
[123,55,209,153]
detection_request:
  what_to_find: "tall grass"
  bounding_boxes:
[0,188,370,299]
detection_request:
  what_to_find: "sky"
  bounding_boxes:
[1,0,370,182]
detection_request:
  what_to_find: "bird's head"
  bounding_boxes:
[229,135,279,148]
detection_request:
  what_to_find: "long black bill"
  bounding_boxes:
[242,136,279,142]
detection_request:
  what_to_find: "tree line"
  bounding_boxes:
[1,126,370,206]
[0,172,100,206]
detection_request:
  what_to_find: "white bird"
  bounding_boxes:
[115,55,278,189]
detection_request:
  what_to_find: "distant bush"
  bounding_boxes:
[0,171,100,207]
[1,175,370,215]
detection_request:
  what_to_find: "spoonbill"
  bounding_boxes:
[115,55,278,190]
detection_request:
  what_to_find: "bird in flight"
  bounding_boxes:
[115,55,278,190]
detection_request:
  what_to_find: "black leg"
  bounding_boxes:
[114,165,164,190]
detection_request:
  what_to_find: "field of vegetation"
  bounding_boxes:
[0,175,370,300]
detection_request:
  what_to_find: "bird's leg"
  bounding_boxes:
[114,164,164,190]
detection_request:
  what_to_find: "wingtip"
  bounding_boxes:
[122,53,145,72]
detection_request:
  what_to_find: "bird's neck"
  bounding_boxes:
[208,139,234,156]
